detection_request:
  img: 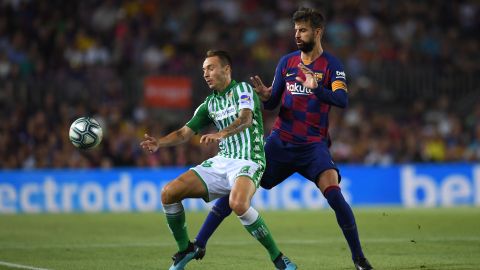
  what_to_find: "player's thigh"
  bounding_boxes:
[230,176,256,214]
[261,134,295,189]
[227,159,264,188]
[296,143,341,191]
[227,159,262,213]
[191,156,232,202]
[161,170,207,204]
[261,157,294,189]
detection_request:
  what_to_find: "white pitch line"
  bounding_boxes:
[0,261,51,270]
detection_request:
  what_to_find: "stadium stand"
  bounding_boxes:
[0,0,478,168]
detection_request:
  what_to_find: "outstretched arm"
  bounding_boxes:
[140,125,195,153]
[251,56,286,110]
[250,75,272,102]
[200,108,253,145]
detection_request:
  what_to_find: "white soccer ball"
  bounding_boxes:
[69,117,103,150]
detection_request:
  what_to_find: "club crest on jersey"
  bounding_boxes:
[240,94,251,105]
[314,72,324,81]
[286,81,313,95]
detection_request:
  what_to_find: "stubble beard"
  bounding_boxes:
[298,39,315,53]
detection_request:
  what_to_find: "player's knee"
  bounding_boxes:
[317,169,339,192]
[229,198,249,215]
[161,183,178,205]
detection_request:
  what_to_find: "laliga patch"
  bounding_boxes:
[240,94,252,106]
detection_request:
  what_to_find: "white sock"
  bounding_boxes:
[162,202,183,214]
[237,207,259,226]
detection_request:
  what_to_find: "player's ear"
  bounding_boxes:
[224,64,231,74]
[315,27,323,39]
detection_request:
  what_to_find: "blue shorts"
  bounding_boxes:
[260,132,341,189]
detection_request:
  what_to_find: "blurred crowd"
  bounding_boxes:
[0,0,479,169]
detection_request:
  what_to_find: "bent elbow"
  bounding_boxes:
[339,98,348,108]
[335,90,348,108]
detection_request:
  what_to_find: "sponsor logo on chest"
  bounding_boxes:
[286,81,313,95]
[211,105,236,121]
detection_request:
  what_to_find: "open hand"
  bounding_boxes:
[250,75,272,101]
[140,133,159,153]
[200,133,223,145]
[296,63,318,89]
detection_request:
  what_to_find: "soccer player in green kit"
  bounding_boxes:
[140,50,297,270]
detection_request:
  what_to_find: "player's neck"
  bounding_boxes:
[301,43,323,64]
[215,78,232,94]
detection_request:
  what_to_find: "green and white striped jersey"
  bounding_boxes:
[186,80,266,167]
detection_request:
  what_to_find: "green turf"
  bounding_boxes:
[1,208,479,270]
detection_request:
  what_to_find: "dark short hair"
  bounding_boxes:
[206,50,232,68]
[292,7,325,29]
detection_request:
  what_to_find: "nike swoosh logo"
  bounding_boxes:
[286,72,295,77]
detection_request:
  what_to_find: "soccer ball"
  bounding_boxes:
[69,117,103,150]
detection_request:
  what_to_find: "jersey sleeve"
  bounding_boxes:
[186,101,212,133]
[237,82,256,112]
[313,57,349,108]
[263,56,287,110]
[327,58,348,92]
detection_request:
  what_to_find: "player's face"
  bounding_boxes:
[203,56,230,91]
[294,21,319,52]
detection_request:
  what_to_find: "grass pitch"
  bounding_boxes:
[1,208,479,270]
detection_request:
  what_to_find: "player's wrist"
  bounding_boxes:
[312,84,323,92]
[218,131,227,139]
[259,91,271,101]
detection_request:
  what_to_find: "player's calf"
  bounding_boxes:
[195,195,232,249]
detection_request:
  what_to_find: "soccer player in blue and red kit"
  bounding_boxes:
[186,7,374,270]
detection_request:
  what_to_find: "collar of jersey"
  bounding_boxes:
[214,80,237,96]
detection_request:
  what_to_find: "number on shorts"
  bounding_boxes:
[240,166,251,174]
[201,160,213,167]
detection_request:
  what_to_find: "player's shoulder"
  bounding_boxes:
[322,51,344,67]
[193,99,209,115]
[202,93,216,106]
[279,50,301,64]
[233,81,254,93]
[282,50,301,59]
[322,52,347,82]
[203,93,215,101]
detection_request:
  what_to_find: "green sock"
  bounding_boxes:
[244,215,281,261]
[165,210,189,252]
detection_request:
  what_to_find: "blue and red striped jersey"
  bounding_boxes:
[264,50,348,145]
